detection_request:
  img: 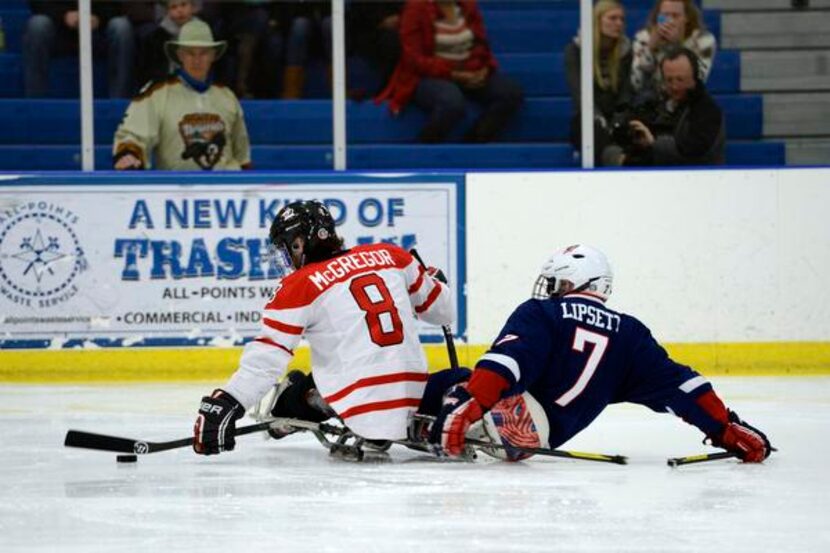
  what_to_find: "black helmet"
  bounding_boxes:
[269,200,343,267]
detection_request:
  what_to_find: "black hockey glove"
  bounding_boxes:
[193,389,244,455]
[427,266,448,284]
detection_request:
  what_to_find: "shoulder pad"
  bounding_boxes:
[134,75,178,101]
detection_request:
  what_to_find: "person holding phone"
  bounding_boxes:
[630,0,715,102]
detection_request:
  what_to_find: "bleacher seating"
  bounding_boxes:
[0,94,764,144]
[0,0,785,170]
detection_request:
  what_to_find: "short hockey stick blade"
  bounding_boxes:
[466,438,628,465]
[64,430,139,454]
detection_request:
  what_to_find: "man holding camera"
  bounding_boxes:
[603,46,725,167]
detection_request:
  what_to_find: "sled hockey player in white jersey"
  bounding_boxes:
[193,200,454,454]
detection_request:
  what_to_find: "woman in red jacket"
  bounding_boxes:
[376,0,523,143]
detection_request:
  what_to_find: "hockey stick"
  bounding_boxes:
[667,451,737,467]
[668,444,777,467]
[466,438,628,465]
[65,417,415,462]
[64,420,279,455]
[64,418,355,456]
[409,248,459,370]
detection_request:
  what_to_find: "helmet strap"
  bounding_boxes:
[563,277,600,296]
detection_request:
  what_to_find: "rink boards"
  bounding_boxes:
[1,342,829,383]
[1,168,829,380]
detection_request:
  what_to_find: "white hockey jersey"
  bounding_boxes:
[223,242,454,440]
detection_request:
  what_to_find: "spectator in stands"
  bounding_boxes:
[564,0,632,165]
[347,1,405,95]
[274,1,332,99]
[631,0,716,103]
[222,1,284,99]
[122,2,158,46]
[22,1,136,98]
[604,46,724,166]
[112,20,251,171]
[135,0,199,88]
[376,0,523,143]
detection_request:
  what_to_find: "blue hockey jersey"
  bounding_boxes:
[476,293,725,448]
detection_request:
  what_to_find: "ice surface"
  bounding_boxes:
[0,378,828,553]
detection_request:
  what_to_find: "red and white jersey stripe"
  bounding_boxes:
[224,242,454,440]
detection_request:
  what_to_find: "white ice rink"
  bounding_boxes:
[1,377,828,553]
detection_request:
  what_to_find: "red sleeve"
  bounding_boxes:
[399,1,454,79]
[467,367,511,410]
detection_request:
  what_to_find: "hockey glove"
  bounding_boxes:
[427,266,448,284]
[193,389,244,455]
[429,384,484,458]
[711,410,772,463]
[429,368,512,457]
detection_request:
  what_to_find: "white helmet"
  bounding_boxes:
[532,244,613,301]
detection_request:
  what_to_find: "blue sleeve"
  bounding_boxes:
[476,300,554,391]
[619,318,725,436]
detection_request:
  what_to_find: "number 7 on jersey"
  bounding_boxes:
[554,327,609,407]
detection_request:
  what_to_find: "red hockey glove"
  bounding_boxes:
[429,384,483,457]
[429,369,511,457]
[193,389,243,455]
[711,410,772,463]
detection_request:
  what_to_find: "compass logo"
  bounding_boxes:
[0,203,88,308]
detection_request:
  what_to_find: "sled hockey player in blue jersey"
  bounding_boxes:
[428,244,772,463]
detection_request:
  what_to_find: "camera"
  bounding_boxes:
[609,112,637,147]
[608,99,665,150]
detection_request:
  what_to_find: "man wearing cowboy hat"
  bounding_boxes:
[113,19,251,171]
[135,0,201,87]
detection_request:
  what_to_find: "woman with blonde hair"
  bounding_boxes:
[631,0,716,98]
[564,0,632,164]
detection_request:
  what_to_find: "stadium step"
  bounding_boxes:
[0,141,785,171]
[0,9,27,52]
[0,94,764,147]
[784,138,830,164]
[721,10,830,49]
[741,50,830,91]
[703,0,830,10]
[763,92,830,137]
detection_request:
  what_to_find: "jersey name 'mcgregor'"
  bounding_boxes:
[308,249,396,291]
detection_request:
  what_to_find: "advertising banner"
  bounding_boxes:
[0,173,465,349]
